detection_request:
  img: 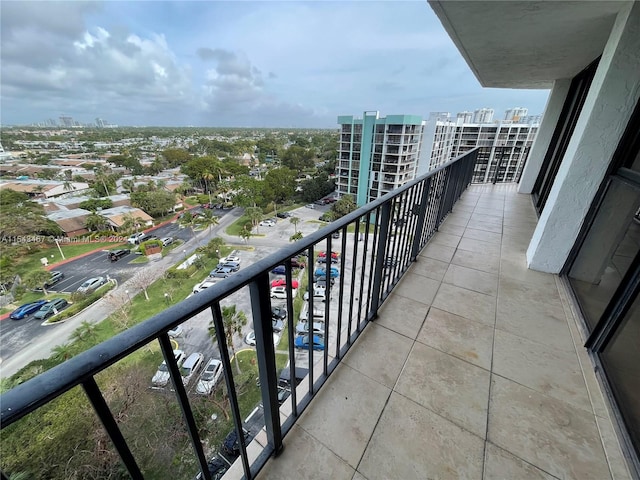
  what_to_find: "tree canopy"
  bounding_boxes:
[130,190,176,217]
[263,168,296,205]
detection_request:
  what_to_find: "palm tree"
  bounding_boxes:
[208,305,247,374]
[22,269,53,296]
[290,231,303,242]
[71,321,97,343]
[240,223,252,244]
[85,213,109,232]
[290,216,301,233]
[245,206,263,232]
[52,343,74,362]
[122,178,135,193]
[200,209,219,234]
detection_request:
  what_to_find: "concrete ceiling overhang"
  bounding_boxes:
[429,1,625,89]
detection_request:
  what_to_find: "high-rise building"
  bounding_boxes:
[456,111,474,124]
[473,107,494,123]
[59,115,73,127]
[420,109,539,183]
[504,106,528,121]
[96,118,105,128]
[336,111,425,206]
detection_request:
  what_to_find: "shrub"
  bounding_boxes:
[48,283,114,323]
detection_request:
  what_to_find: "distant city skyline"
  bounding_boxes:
[1,1,550,128]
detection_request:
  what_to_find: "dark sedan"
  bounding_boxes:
[10,300,49,320]
[108,249,131,262]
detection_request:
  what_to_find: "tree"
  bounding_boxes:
[0,189,61,238]
[332,194,357,219]
[239,223,252,244]
[290,231,303,242]
[232,175,264,207]
[244,206,263,231]
[85,213,110,232]
[197,237,225,259]
[121,178,135,193]
[181,156,225,194]
[71,321,97,343]
[289,216,301,233]
[22,269,53,295]
[51,343,74,362]
[209,305,247,374]
[130,269,155,301]
[78,198,113,212]
[200,209,219,234]
[161,148,191,168]
[130,189,176,217]
[263,167,296,208]
[281,145,314,172]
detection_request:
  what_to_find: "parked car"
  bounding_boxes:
[332,231,340,239]
[10,300,49,320]
[270,286,297,299]
[318,251,340,259]
[314,266,340,279]
[193,279,218,294]
[244,330,281,346]
[299,302,326,322]
[44,270,65,288]
[77,276,106,293]
[314,277,335,288]
[217,261,240,272]
[168,325,183,338]
[108,249,131,262]
[161,237,174,247]
[220,255,240,263]
[271,306,287,320]
[180,352,204,385]
[296,320,325,336]
[270,279,299,289]
[271,265,286,275]
[196,358,223,395]
[305,204,315,209]
[259,219,276,227]
[272,318,284,332]
[152,350,186,387]
[196,458,228,480]
[317,255,338,264]
[33,298,69,320]
[295,334,325,351]
[128,232,145,245]
[276,212,291,219]
[303,287,330,302]
[209,267,232,278]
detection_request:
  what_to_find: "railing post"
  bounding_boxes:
[250,272,283,457]
[158,333,212,480]
[411,177,432,261]
[82,377,144,480]
[369,201,392,318]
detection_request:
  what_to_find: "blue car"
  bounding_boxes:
[314,266,339,278]
[9,300,49,320]
[295,334,325,351]
[271,265,286,275]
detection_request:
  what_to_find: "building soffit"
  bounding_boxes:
[429,1,625,88]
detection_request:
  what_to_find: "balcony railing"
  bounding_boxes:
[0,149,478,480]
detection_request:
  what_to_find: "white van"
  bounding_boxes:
[180,352,204,385]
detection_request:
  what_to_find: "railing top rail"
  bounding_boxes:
[0,148,478,427]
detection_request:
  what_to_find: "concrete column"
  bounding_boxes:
[527,1,640,273]
[518,78,572,194]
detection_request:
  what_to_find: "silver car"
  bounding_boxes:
[77,276,106,293]
[195,358,223,395]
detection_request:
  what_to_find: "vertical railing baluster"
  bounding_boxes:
[209,302,251,479]
[356,213,371,331]
[306,245,315,395]
[323,235,332,374]
[250,272,283,457]
[82,377,144,480]
[158,333,212,480]
[284,258,298,417]
[335,226,348,359]
[364,211,378,323]
[369,201,392,319]
[411,177,432,261]
[347,219,360,341]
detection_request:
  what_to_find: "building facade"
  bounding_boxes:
[419,110,540,183]
[337,112,425,206]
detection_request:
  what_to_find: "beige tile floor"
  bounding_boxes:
[254,184,632,480]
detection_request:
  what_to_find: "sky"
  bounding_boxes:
[1,1,551,128]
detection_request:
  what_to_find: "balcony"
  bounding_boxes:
[254,184,631,480]
[0,149,630,480]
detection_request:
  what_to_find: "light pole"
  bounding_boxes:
[183,249,187,260]
[125,290,132,304]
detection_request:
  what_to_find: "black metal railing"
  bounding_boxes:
[0,148,477,480]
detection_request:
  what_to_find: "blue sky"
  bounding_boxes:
[1,1,550,128]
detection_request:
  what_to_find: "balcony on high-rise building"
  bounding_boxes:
[2,2,640,480]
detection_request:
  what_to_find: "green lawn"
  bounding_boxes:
[18,242,119,273]
[225,214,251,236]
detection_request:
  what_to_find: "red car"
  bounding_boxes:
[271,279,300,288]
[318,251,339,259]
